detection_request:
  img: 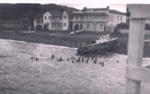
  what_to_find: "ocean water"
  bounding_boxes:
[0,39,149,94]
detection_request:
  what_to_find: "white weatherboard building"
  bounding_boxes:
[71,6,126,32]
[42,11,69,30]
[34,6,126,32]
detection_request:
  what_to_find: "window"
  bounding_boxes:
[64,23,67,26]
[120,16,122,20]
[100,23,103,26]
[64,16,67,19]
[117,15,119,20]
[45,16,47,19]
[76,16,78,19]
[100,23,103,29]
[49,16,51,19]
[81,16,83,19]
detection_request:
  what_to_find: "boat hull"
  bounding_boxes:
[77,39,119,55]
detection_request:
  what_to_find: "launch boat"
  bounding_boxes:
[77,34,119,55]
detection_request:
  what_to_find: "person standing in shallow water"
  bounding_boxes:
[58,57,63,62]
[67,57,69,61]
[51,54,55,60]
[35,57,38,61]
[31,56,33,60]
[93,58,97,64]
[82,57,84,62]
[86,57,89,63]
[101,62,104,67]
[76,57,80,62]
[71,56,73,60]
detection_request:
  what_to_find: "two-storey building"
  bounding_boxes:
[42,11,69,30]
[71,6,126,32]
[34,6,126,32]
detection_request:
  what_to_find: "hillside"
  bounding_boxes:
[0,3,78,21]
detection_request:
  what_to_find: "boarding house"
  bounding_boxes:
[34,6,126,32]
[71,6,126,32]
[34,11,70,31]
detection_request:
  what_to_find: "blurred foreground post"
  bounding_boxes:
[125,18,145,94]
[126,4,149,94]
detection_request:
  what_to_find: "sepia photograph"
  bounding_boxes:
[0,0,150,94]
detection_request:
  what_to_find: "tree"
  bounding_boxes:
[117,22,128,29]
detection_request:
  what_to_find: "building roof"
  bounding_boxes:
[72,6,126,16]
[47,11,72,16]
[86,8,109,11]
[65,11,73,15]
[72,12,108,16]
[48,11,64,16]
[109,9,126,15]
[72,7,109,16]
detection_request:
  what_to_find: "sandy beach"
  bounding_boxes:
[0,39,150,94]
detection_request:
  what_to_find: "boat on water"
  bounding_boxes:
[77,34,120,55]
[70,30,84,35]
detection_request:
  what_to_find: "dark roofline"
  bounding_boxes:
[72,12,108,16]
[45,10,72,16]
[82,6,109,11]
[73,7,126,15]
[47,11,64,16]
[65,11,73,15]
[109,9,126,15]
[86,8,109,11]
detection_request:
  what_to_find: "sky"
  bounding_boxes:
[62,4,127,12]
[0,0,150,12]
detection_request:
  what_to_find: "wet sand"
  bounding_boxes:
[0,39,150,94]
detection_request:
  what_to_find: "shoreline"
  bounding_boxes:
[0,30,149,57]
[2,38,150,67]
[0,38,127,56]
[0,38,150,94]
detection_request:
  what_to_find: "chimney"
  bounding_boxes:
[83,7,87,11]
[107,6,110,9]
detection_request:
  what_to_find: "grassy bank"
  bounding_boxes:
[0,30,150,57]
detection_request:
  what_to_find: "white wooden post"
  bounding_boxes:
[125,4,150,94]
[125,18,145,94]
